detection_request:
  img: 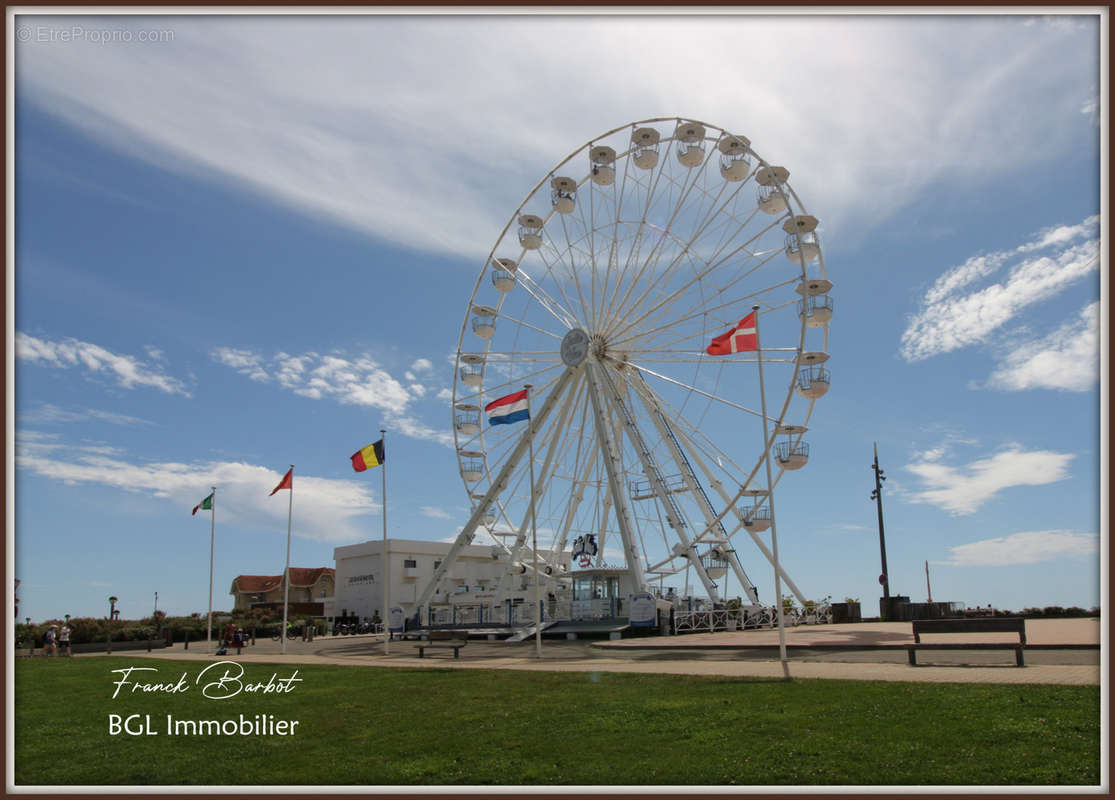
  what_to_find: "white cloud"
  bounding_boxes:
[914,446,947,463]
[436,388,454,402]
[410,358,434,374]
[939,530,1098,566]
[211,347,270,382]
[15,15,1099,260]
[210,347,454,447]
[18,403,154,427]
[1017,216,1099,254]
[904,443,1074,515]
[388,413,454,448]
[16,332,189,396]
[900,217,1099,362]
[15,434,378,544]
[986,302,1099,392]
[420,506,453,520]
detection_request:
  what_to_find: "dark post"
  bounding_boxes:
[871,442,891,617]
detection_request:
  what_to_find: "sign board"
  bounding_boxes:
[388,606,405,633]
[628,592,657,627]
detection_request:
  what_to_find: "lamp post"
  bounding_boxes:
[870,443,891,618]
[108,596,118,620]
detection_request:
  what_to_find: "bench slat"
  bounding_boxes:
[912,618,1026,644]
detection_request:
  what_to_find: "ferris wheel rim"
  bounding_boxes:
[446,117,830,606]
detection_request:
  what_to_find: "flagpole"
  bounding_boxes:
[753,305,788,670]
[525,385,542,659]
[207,486,215,653]
[381,429,390,655]
[281,465,293,656]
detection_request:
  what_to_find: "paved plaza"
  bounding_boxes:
[119,618,1102,686]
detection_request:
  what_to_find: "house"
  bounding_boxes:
[230,567,335,616]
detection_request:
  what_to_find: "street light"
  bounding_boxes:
[870,443,891,617]
[108,596,118,620]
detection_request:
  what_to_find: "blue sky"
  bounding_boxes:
[11,12,1104,622]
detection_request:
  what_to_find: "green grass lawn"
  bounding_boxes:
[15,657,1099,786]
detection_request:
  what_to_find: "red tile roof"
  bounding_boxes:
[232,568,334,593]
[287,567,335,587]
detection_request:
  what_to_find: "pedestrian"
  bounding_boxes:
[58,621,72,657]
[43,625,58,657]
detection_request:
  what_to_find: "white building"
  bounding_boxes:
[333,538,570,624]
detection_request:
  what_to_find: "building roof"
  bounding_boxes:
[231,568,334,594]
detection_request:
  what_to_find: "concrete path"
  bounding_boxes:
[115,619,1102,686]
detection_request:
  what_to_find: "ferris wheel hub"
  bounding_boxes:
[560,328,590,367]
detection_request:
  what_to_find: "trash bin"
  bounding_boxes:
[831,602,861,623]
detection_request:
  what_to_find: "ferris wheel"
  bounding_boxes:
[418,117,832,614]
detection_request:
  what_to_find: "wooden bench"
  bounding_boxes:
[908,618,1027,666]
[415,630,469,659]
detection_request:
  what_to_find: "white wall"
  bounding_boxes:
[333,538,569,620]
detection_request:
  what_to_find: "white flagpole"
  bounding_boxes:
[525,385,542,659]
[753,306,788,668]
[207,486,215,653]
[281,465,293,656]
[381,429,390,655]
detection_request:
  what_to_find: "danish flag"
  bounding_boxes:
[706,312,758,355]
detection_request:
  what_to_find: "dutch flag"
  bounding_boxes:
[485,389,530,426]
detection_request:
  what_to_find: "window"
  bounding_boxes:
[434,560,442,569]
[404,559,417,568]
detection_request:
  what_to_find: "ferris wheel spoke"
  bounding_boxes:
[604,214,787,347]
[607,212,786,345]
[621,358,773,423]
[593,138,644,334]
[599,171,754,338]
[610,251,791,354]
[510,266,581,331]
[521,243,589,332]
[598,145,710,334]
[536,216,593,330]
[596,137,673,324]
[491,309,568,344]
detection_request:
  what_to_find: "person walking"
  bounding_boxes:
[58,622,72,657]
[43,625,58,657]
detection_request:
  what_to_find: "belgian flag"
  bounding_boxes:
[350,439,385,472]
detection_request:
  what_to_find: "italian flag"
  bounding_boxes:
[191,491,214,516]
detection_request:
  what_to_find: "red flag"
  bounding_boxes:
[706,312,758,355]
[269,467,292,496]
